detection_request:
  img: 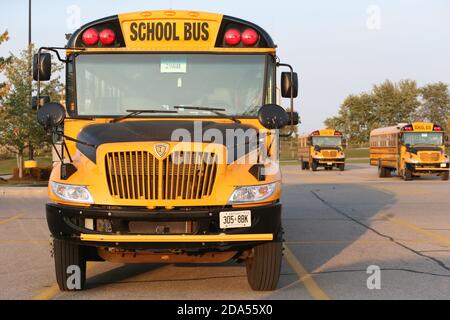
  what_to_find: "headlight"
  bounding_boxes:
[228,183,276,204]
[51,182,94,204]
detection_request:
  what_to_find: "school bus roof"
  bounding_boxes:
[370,122,442,136]
[66,10,276,54]
[298,129,343,139]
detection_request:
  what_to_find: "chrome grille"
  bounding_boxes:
[105,151,217,201]
[419,152,440,162]
[322,150,338,158]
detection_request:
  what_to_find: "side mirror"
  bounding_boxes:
[445,135,449,147]
[281,72,298,98]
[288,111,299,126]
[31,96,50,110]
[33,53,52,81]
[37,103,66,129]
[258,104,289,129]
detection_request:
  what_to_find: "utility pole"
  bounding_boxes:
[28,0,34,161]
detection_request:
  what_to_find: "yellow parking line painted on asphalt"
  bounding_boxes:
[379,214,450,247]
[0,214,23,225]
[32,283,61,301]
[283,244,330,300]
[32,262,98,300]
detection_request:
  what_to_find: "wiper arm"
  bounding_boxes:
[174,106,241,123]
[111,109,178,123]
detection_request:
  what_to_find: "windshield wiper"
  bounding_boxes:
[174,106,241,123]
[111,109,178,123]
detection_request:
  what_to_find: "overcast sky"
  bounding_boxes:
[1,0,449,133]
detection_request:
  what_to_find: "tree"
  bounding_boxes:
[324,79,425,145]
[372,79,420,127]
[0,45,63,178]
[0,31,10,102]
[418,82,450,129]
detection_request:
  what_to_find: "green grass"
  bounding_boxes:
[346,158,370,164]
[344,148,369,158]
[0,156,53,175]
[280,160,300,166]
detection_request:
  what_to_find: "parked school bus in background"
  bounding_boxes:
[32,10,299,291]
[298,129,346,171]
[370,123,449,181]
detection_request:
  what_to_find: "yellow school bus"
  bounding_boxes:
[32,10,299,291]
[298,129,346,171]
[370,122,449,181]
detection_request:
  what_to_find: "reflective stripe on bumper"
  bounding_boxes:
[80,233,274,243]
[414,167,450,171]
[318,161,345,164]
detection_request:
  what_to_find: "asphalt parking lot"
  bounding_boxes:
[1,163,450,300]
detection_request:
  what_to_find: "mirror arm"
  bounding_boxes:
[63,141,73,163]
[51,143,63,163]
[35,46,85,110]
[277,62,296,138]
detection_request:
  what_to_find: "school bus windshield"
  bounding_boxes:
[75,54,269,117]
[312,136,342,147]
[402,132,443,146]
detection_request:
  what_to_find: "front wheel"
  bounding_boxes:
[311,160,318,172]
[246,241,282,291]
[338,163,345,171]
[403,166,413,181]
[53,239,87,291]
[442,170,449,181]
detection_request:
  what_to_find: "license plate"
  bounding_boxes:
[441,164,447,168]
[219,210,251,229]
[327,162,333,166]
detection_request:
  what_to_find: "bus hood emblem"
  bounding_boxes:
[154,143,169,158]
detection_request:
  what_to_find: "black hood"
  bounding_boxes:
[76,120,259,163]
[406,146,442,154]
[313,145,342,151]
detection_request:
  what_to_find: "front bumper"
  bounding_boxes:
[407,162,450,173]
[46,202,282,251]
[315,158,345,165]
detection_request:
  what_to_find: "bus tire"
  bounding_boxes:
[246,241,282,291]
[338,163,345,171]
[311,160,318,172]
[378,163,387,178]
[442,171,449,181]
[54,238,87,291]
[403,166,413,181]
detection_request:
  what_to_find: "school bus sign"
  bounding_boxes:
[120,12,221,50]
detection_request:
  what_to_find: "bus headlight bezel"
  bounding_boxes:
[51,182,94,204]
[228,183,277,204]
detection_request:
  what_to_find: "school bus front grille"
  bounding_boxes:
[418,152,440,162]
[161,151,218,200]
[322,150,338,158]
[105,151,217,201]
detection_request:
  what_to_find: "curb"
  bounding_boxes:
[0,186,48,196]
